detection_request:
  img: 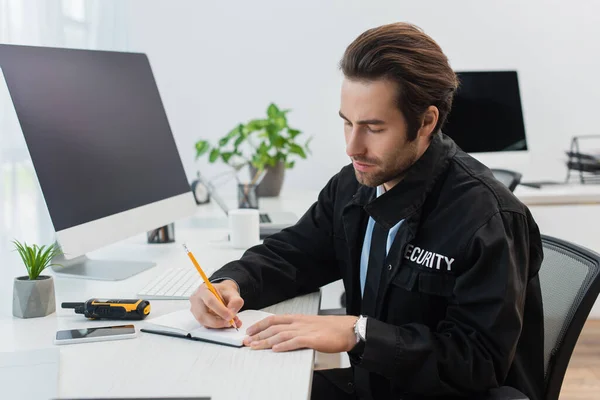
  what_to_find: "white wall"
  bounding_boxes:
[125,0,600,193]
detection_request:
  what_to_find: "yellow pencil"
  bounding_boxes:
[183,243,238,331]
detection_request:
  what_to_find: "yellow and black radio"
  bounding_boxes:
[62,299,151,320]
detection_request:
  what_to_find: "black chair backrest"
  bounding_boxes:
[539,235,600,400]
[491,168,523,192]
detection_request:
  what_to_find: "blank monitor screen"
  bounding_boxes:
[0,45,191,231]
[443,71,527,153]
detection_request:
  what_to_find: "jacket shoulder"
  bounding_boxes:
[449,150,528,216]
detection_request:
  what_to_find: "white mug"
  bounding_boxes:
[229,208,260,249]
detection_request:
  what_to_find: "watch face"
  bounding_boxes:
[358,317,367,340]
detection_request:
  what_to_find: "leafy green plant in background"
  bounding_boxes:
[194,103,312,182]
[12,240,62,280]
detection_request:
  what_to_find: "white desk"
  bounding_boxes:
[0,219,321,399]
[515,184,600,206]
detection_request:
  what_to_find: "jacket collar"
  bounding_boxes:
[348,132,456,229]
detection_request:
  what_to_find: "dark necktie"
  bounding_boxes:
[361,222,389,317]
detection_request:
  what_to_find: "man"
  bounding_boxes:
[190,22,544,400]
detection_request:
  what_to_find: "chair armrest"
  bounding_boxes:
[318,308,347,316]
[483,386,529,400]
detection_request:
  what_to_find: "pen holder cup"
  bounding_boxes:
[147,223,175,244]
[238,183,259,209]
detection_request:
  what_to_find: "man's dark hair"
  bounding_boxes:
[340,22,459,140]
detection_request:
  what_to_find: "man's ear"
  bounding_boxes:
[417,106,439,140]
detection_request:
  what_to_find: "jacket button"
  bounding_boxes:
[388,264,392,271]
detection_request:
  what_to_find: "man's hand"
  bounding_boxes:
[189,280,244,329]
[243,314,359,353]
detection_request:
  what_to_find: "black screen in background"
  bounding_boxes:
[443,71,527,153]
[0,45,191,231]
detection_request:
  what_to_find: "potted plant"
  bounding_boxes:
[195,103,312,197]
[12,240,62,318]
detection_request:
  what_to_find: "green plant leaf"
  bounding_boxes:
[251,154,265,170]
[285,161,295,169]
[288,128,301,139]
[234,135,245,148]
[289,143,307,158]
[220,151,234,163]
[26,246,36,278]
[209,148,220,163]
[12,240,62,280]
[267,103,280,119]
[194,141,210,159]
[257,141,269,155]
[218,137,229,147]
[265,124,280,147]
[272,136,286,148]
[226,124,243,140]
[274,116,287,130]
[246,119,268,132]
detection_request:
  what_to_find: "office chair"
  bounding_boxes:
[491,168,523,192]
[321,235,600,400]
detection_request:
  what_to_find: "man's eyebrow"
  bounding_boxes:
[338,111,386,125]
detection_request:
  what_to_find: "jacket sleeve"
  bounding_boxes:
[209,174,342,310]
[351,210,542,396]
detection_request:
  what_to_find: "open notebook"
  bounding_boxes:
[141,309,273,347]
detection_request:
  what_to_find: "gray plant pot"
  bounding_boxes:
[13,275,56,318]
[251,161,285,197]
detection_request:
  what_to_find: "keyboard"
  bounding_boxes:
[137,268,202,300]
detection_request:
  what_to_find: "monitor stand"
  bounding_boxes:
[51,254,155,281]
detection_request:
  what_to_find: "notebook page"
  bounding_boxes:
[145,309,273,346]
[145,309,202,334]
[190,310,273,346]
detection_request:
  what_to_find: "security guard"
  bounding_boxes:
[190,22,544,400]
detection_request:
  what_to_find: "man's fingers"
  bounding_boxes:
[246,314,299,336]
[190,301,230,328]
[249,331,298,350]
[234,316,242,328]
[244,324,296,346]
[226,296,244,314]
[272,336,312,352]
[200,286,234,321]
[189,282,245,329]
[199,312,233,329]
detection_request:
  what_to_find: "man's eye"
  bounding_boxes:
[368,127,384,133]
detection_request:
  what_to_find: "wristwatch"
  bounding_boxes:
[354,315,368,343]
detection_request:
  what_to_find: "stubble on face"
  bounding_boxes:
[352,138,419,188]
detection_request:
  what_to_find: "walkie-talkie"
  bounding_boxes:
[62,299,151,320]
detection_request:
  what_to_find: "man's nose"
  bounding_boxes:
[345,128,365,157]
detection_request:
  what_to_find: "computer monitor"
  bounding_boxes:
[444,71,527,153]
[0,44,197,280]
